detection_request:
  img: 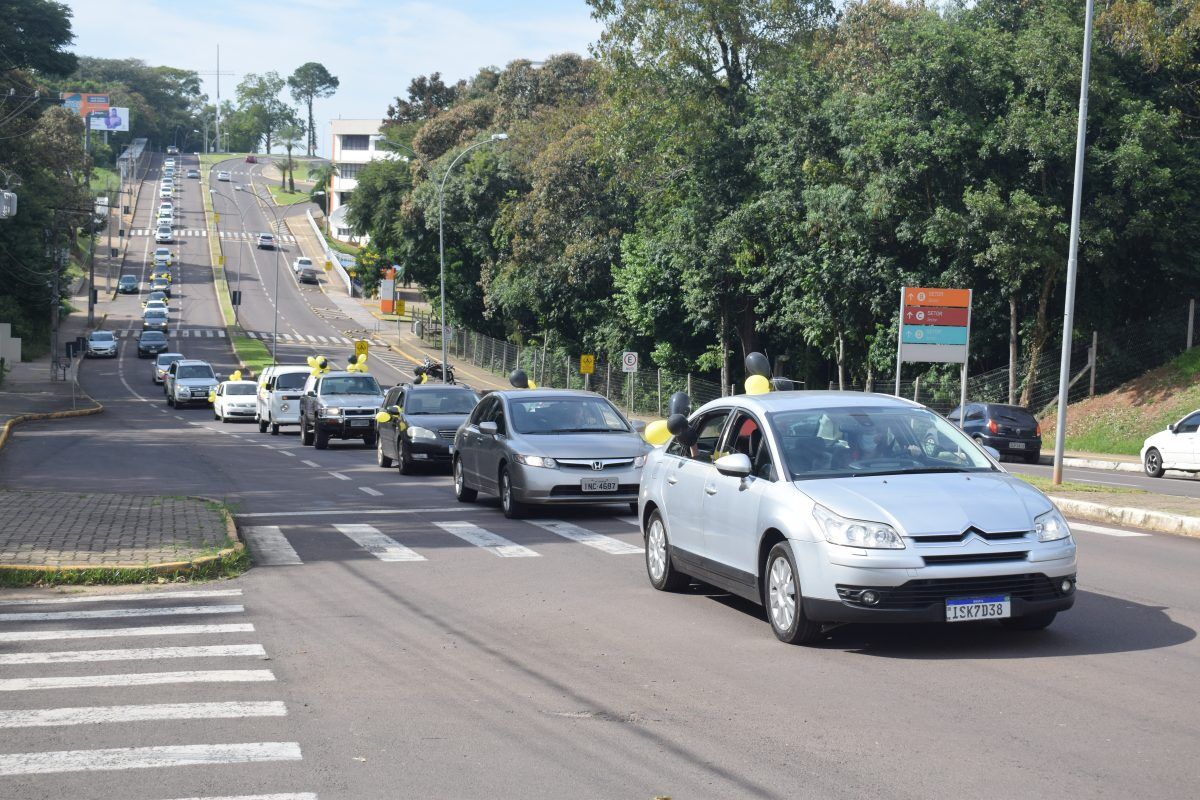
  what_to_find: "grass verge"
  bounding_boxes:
[231,335,274,374]
[0,547,250,588]
[267,184,310,205]
[1015,473,1145,495]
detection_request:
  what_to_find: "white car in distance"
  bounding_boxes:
[141,300,169,317]
[217,171,231,182]
[293,257,313,274]
[1141,410,1200,477]
[214,380,259,423]
[256,365,311,435]
[155,225,173,243]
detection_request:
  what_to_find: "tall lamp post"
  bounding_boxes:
[1051,0,1096,486]
[262,193,317,365]
[436,133,508,380]
[208,186,243,326]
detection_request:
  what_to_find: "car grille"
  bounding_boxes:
[836,573,1069,610]
[343,408,376,417]
[555,458,636,471]
[437,428,458,440]
[909,528,1029,543]
[549,483,639,497]
[921,551,1029,566]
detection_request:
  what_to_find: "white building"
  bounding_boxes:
[328,119,394,243]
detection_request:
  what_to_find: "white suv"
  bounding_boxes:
[256,365,311,435]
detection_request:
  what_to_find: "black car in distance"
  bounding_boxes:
[377,383,481,474]
[137,330,169,358]
[946,402,1042,463]
[118,274,139,294]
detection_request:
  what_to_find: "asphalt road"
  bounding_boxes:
[1007,458,1200,498]
[0,154,1197,799]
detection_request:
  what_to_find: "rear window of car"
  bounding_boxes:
[989,406,1038,426]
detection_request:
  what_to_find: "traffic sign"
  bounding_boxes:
[214,213,220,224]
[580,354,595,375]
[903,287,970,308]
[396,299,405,317]
[324,260,333,272]
[354,340,369,360]
[217,255,225,266]
[902,306,968,326]
[621,352,638,373]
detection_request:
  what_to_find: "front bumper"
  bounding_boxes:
[175,388,216,406]
[223,406,257,418]
[86,347,117,358]
[977,434,1042,457]
[405,438,455,464]
[511,463,643,505]
[315,417,377,438]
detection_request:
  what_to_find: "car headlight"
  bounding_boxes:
[1034,508,1072,542]
[813,505,905,549]
[513,454,557,469]
[408,426,437,441]
[633,455,646,468]
[322,407,342,417]
[281,402,290,411]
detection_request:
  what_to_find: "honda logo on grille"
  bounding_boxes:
[592,461,605,471]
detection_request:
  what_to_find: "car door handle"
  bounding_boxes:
[704,485,718,496]
[666,476,678,485]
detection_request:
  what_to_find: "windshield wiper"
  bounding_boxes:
[850,467,974,477]
[554,427,624,433]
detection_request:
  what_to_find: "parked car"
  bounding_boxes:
[142,309,169,332]
[137,330,169,358]
[945,402,1042,464]
[153,352,183,384]
[255,365,311,435]
[1141,410,1200,477]
[292,257,313,274]
[256,233,275,250]
[85,330,118,358]
[298,371,385,449]
[214,380,259,422]
[217,171,231,182]
[377,383,481,474]
[117,274,139,294]
[638,391,1077,645]
[164,359,219,408]
[453,390,650,518]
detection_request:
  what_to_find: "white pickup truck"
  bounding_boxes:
[256,365,312,435]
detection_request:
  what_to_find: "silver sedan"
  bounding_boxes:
[452,390,651,518]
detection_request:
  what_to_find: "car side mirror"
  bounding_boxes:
[306,390,316,397]
[631,420,647,433]
[715,453,752,478]
[1168,423,1176,433]
[389,405,401,416]
[479,421,498,436]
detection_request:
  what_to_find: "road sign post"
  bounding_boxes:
[895,287,972,423]
[354,340,369,362]
[621,352,638,373]
[580,354,595,375]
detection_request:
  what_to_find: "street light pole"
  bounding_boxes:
[1051,0,1095,486]
[208,186,243,326]
[436,133,507,381]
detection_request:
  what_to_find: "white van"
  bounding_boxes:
[256,365,312,434]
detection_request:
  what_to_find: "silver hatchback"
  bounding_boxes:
[452,390,651,518]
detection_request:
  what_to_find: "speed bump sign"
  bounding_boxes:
[354,340,369,360]
[580,354,595,375]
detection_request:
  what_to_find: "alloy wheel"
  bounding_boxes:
[768,556,797,632]
[647,518,667,582]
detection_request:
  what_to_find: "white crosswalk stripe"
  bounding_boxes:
[433,521,541,558]
[243,525,303,565]
[0,701,287,728]
[0,741,301,775]
[334,524,426,562]
[0,589,242,606]
[0,623,254,643]
[0,670,276,692]
[526,519,644,554]
[1070,521,1151,537]
[0,604,244,622]
[161,795,317,800]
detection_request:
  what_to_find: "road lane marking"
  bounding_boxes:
[0,669,276,692]
[329,471,351,481]
[527,520,643,554]
[0,644,267,665]
[280,450,297,456]
[242,525,303,565]
[236,507,488,518]
[434,521,540,558]
[359,486,383,496]
[0,589,242,606]
[301,460,321,468]
[0,604,243,622]
[334,524,425,562]
[1070,522,1151,537]
[0,624,254,643]
[0,741,301,775]
[161,795,317,800]
[0,701,287,728]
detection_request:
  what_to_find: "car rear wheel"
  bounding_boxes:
[300,416,314,446]
[764,542,823,645]
[645,511,688,592]
[1144,448,1165,478]
[376,437,393,468]
[500,466,526,519]
[363,431,378,448]
[270,423,280,435]
[258,417,268,433]
[454,457,477,502]
[1000,611,1057,631]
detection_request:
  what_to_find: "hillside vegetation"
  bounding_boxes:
[1047,348,1200,456]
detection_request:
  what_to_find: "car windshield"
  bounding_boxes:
[145,311,167,320]
[140,332,166,341]
[405,389,480,415]
[769,405,996,481]
[226,384,256,395]
[321,376,381,395]
[275,372,307,390]
[297,258,312,266]
[91,332,114,341]
[156,354,182,366]
[178,365,214,380]
[120,276,136,284]
[509,397,630,434]
[149,292,166,301]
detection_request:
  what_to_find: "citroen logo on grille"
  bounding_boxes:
[592,460,605,471]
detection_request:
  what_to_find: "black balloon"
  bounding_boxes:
[668,391,690,417]
[509,369,529,389]
[745,352,771,378]
[666,413,689,436]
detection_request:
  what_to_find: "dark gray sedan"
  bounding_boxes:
[452,390,650,518]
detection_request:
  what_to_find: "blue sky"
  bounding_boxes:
[63,0,602,154]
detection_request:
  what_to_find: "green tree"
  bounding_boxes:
[236,71,295,152]
[0,0,76,74]
[287,62,339,156]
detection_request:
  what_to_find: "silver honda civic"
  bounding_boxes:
[452,389,651,518]
[638,391,1078,644]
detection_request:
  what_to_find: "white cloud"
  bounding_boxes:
[63,0,602,154]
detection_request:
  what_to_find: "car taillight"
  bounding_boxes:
[1035,423,1041,437]
[987,419,998,434]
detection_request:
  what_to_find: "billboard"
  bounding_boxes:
[60,92,109,118]
[88,107,130,132]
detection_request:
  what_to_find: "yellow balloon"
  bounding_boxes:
[644,419,671,446]
[207,392,215,403]
[306,356,318,368]
[745,375,772,395]
[357,353,368,364]
[527,379,537,389]
[375,411,391,424]
[231,370,242,382]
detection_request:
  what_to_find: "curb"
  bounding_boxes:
[1058,456,1143,473]
[0,495,245,583]
[201,158,255,379]
[0,364,104,452]
[1050,496,1200,539]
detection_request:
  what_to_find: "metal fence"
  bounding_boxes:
[413,301,1198,419]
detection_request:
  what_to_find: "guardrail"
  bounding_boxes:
[306,210,355,297]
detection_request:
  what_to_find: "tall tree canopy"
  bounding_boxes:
[287,62,339,156]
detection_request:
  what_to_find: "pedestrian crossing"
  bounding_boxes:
[131,228,208,238]
[241,518,643,566]
[217,231,298,244]
[245,331,387,347]
[114,328,227,339]
[0,589,315,797]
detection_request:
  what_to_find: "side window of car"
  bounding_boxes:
[720,412,775,481]
[1178,413,1200,434]
[470,397,494,426]
[965,405,985,422]
[493,400,508,435]
[669,411,731,463]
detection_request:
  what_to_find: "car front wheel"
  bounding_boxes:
[764,542,823,645]
[300,416,314,446]
[500,466,526,519]
[645,511,688,592]
[1144,448,1165,478]
[454,457,477,502]
[398,439,415,475]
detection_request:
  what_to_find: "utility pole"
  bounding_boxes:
[84,118,95,326]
